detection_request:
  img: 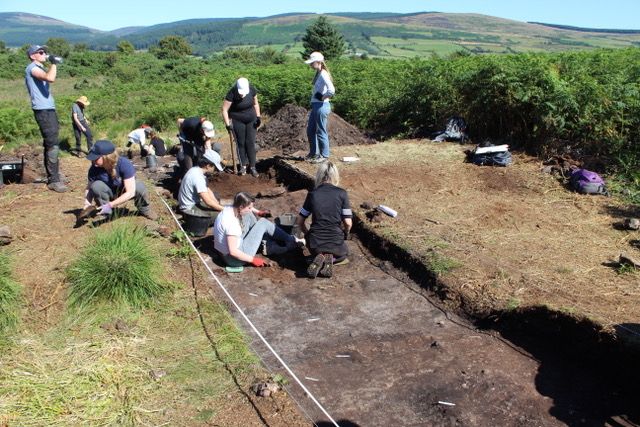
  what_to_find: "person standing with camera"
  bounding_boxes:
[25,44,67,193]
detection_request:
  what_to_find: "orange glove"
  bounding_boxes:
[256,209,272,218]
[251,257,266,267]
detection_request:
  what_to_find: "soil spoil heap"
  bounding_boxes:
[257,103,374,155]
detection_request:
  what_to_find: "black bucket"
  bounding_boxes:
[146,154,158,170]
[183,213,212,237]
[0,157,24,184]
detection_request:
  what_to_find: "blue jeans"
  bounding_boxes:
[306,102,331,158]
[223,214,296,267]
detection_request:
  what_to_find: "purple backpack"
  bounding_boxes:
[569,169,608,195]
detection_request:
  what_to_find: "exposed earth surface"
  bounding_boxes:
[1,105,639,426]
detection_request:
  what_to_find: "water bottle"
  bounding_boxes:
[47,55,63,64]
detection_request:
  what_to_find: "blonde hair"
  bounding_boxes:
[315,161,339,187]
[312,61,332,84]
[101,151,119,179]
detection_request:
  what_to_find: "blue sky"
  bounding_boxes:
[1,0,639,31]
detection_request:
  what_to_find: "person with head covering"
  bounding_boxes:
[126,124,154,157]
[221,77,262,177]
[71,95,93,156]
[213,192,305,268]
[24,44,67,192]
[177,149,225,235]
[295,161,352,278]
[177,116,217,174]
[304,51,335,164]
[82,140,157,220]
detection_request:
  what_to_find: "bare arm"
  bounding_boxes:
[222,100,232,128]
[200,190,224,211]
[31,63,56,83]
[295,214,309,235]
[109,176,136,208]
[253,95,261,117]
[226,235,255,263]
[343,218,352,234]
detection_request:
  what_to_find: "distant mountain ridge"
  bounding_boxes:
[1,11,639,57]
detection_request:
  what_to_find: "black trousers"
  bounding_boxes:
[33,109,61,183]
[232,119,257,168]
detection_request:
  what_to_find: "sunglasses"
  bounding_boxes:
[35,50,46,55]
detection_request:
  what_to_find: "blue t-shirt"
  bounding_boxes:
[87,157,136,191]
[25,62,55,110]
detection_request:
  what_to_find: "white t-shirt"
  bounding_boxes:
[128,128,147,145]
[178,166,207,211]
[311,69,335,103]
[213,206,242,255]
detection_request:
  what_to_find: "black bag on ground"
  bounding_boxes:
[432,116,469,143]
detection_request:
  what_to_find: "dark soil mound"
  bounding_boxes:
[257,104,374,155]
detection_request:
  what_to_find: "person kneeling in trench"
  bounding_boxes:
[83,140,158,220]
[213,192,305,268]
[177,149,225,236]
[295,161,352,278]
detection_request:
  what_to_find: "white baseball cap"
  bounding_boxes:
[304,51,325,64]
[236,77,250,97]
[201,120,215,138]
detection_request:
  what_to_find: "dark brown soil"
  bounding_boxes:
[257,104,374,155]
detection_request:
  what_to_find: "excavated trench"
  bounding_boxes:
[148,155,639,427]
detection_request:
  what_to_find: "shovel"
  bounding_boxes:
[228,129,238,174]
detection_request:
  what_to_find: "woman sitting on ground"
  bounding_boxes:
[213,192,305,268]
[295,161,352,278]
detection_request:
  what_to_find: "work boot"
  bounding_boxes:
[47,181,68,193]
[250,167,259,177]
[140,209,158,220]
[307,253,325,279]
[319,254,334,278]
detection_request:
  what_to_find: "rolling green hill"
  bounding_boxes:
[2,11,639,57]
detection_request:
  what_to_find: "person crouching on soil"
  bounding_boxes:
[213,192,305,268]
[295,161,352,278]
[177,149,225,235]
[83,140,158,220]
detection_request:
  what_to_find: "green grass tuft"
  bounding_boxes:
[66,222,167,308]
[0,250,21,336]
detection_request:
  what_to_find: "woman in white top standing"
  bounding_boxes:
[304,51,335,164]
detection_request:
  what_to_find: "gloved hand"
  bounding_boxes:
[98,202,112,216]
[314,92,323,101]
[225,124,233,132]
[47,54,60,65]
[256,209,272,218]
[254,117,261,128]
[251,257,266,267]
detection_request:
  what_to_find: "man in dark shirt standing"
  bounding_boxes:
[24,44,67,192]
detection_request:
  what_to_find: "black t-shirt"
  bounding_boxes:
[181,116,205,145]
[225,85,257,124]
[151,137,166,156]
[300,183,352,253]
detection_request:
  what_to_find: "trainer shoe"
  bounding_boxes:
[294,236,306,247]
[309,156,327,164]
[319,254,334,278]
[250,167,259,177]
[307,253,325,279]
[238,166,247,176]
[47,181,68,193]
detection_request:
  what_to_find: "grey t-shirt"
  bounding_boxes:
[178,166,208,211]
[72,103,85,121]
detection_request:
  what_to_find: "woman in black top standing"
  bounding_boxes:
[222,77,262,177]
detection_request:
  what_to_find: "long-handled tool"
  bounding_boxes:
[228,130,238,174]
